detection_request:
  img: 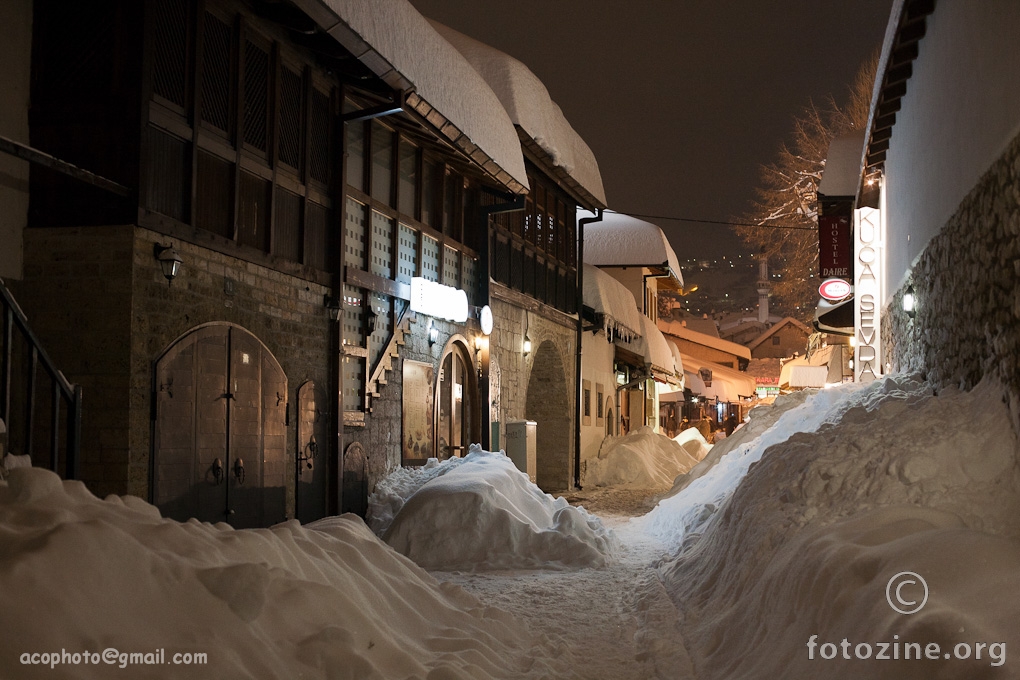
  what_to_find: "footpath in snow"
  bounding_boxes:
[2,373,1018,679]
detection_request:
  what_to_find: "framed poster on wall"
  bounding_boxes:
[402,360,435,464]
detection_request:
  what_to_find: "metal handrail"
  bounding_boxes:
[0,277,81,479]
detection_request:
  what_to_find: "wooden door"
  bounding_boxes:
[296,380,327,523]
[154,324,286,527]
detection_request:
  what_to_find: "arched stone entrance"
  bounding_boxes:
[526,340,571,491]
[152,323,287,528]
[435,338,478,459]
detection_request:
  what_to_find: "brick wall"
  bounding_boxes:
[882,130,1020,431]
[19,225,333,517]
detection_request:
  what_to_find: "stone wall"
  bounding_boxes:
[882,130,1020,430]
[18,226,333,516]
[491,283,578,491]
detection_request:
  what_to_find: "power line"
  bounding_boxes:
[605,209,817,231]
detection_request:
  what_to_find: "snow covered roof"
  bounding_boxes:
[618,315,681,380]
[432,21,607,209]
[659,319,752,361]
[746,317,812,351]
[680,352,757,402]
[817,130,867,198]
[308,0,528,192]
[581,211,683,288]
[582,263,643,340]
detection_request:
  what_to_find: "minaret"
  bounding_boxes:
[757,252,770,323]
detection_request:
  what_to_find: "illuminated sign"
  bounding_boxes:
[818,278,852,301]
[410,277,469,322]
[819,215,852,278]
[479,305,493,335]
[853,207,882,383]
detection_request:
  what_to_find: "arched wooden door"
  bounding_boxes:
[296,380,327,523]
[153,324,287,528]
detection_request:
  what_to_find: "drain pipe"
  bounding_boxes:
[575,209,603,489]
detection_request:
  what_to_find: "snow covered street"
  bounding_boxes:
[4,374,1020,679]
[435,512,693,680]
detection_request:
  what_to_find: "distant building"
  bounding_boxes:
[746,317,812,359]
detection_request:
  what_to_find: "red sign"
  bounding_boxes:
[818,215,851,279]
[819,278,852,301]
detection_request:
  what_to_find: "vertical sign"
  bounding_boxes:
[402,360,435,463]
[854,207,882,382]
[819,215,852,279]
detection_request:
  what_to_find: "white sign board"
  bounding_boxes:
[410,277,469,323]
[853,207,882,382]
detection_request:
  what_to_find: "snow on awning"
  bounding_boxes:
[582,263,642,341]
[620,316,680,382]
[581,211,683,289]
[306,0,528,192]
[680,353,757,403]
[433,21,607,209]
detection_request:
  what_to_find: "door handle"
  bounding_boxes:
[211,458,223,485]
[233,457,245,485]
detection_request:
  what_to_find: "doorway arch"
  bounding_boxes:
[526,339,571,490]
[435,336,477,459]
[152,323,287,528]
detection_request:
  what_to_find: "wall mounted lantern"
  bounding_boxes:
[153,243,182,286]
[902,285,916,319]
[427,319,439,346]
[523,336,532,356]
[323,294,341,322]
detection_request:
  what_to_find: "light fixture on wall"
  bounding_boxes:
[902,284,916,319]
[153,243,183,286]
[323,294,341,322]
[523,336,532,356]
[428,319,439,346]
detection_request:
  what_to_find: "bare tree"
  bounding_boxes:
[736,54,878,321]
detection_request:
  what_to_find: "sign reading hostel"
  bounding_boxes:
[818,215,852,279]
[853,207,882,382]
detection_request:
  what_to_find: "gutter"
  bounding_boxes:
[575,209,603,488]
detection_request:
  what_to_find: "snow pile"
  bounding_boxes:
[377,445,617,570]
[432,21,606,206]
[582,427,704,490]
[0,468,569,679]
[672,427,712,462]
[643,380,872,542]
[655,376,1020,679]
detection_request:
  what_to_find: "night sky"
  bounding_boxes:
[409,0,893,263]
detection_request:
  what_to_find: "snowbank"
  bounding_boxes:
[0,468,568,679]
[374,445,617,571]
[654,376,1020,680]
[582,427,704,491]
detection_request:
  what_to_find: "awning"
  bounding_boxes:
[814,296,854,335]
[680,353,756,403]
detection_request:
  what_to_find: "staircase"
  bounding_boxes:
[365,306,415,411]
[0,277,81,478]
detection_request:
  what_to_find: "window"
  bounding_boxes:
[596,383,605,425]
[370,121,394,206]
[772,335,781,345]
[582,379,591,426]
[144,1,335,271]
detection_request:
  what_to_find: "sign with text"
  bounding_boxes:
[410,277,469,322]
[819,215,852,279]
[853,208,882,383]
